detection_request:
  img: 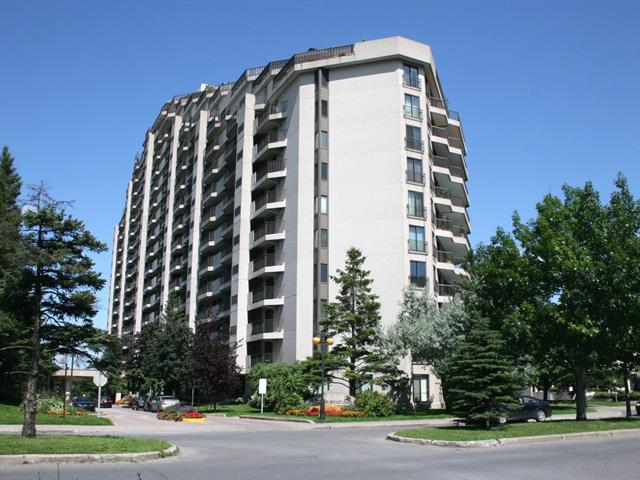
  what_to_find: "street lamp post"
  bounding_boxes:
[312,332,334,422]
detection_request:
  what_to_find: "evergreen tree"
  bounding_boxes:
[20,183,106,437]
[320,248,402,396]
[140,294,193,397]
[191,323,241,411]
[445,316,521,427]
[0,145,28,399]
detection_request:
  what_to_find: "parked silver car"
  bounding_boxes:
[148,395,180,412]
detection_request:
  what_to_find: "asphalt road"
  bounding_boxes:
[1,407,638,480]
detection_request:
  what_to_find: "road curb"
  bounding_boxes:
[239,415,314,424]
[0,443,178,465]
[387,428,640,448]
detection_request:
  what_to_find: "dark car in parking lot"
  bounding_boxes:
[99,396,112,408]
[498,396,552,424]
[132,395,147,410]
[636,401,639,416]
[72,396,96,411]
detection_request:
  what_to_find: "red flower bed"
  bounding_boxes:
[182,411,205,419]
[285,406,365,417]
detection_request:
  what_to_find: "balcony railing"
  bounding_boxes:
[409,275,428,287]
[428,97,446,109]
[253,220,280,242]
[250,318,276,335]
[406,170,425,185]
[403,105,423,120]
[249,353,273,366]
[438,284,458,296]
[252,252,277,271]
[403,74,420,89]
[435,217,467,236]
[255,101,288,129]
[250,285,281,303]
[253,190,280,211]
[255,158,286,183]
[405,137,424,152]
[436,250,454,263]
[432,156,466,179]
[432,126,464,150]
[408,239,428,253]
[407,204,427,219]
[433,187,466,208]
[256,130,287,152]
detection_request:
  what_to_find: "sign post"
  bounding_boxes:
[258,378,267,414]
[93,372,108,417]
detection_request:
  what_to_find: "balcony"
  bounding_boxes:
[254,102,287,135]
[407,204,427,219]
[431,126,464,151]
[409,275,428,287]
[403,105,423,121]
[253,158,286,190]
[437,284,458,297]
[406,170,426,185]
[254,130,287,162]
[251,190,285,218]
[251,220,284,246]
[434,217,467,237]
[432,155,467,180]
[402,74,420,90]
[428,97,461,122]
[249,285,283,305]
[433,186,467,208]
[408,239,428,253]
[405,136,424,152]
[248,353,273,367]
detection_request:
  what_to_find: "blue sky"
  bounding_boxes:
[1,0,639,330]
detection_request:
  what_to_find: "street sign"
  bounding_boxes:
[258,378,267,414]
[93,372,107,387]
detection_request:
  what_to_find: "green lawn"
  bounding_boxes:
[198,403,452,422]
[0,403,112,426]
[0,435,170,455]
[396,418,640,442]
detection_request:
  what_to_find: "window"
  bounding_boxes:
[320,229,328,248]
[408,191,424,217]
[405,125,422,151]
[410,261,427,287]
[412,375,429,403]
[403,64,420,89]
[321,100,328,117]
[320,263,328,283]
[407,157,423,184]
[409,225,426,252]
[320,195,328,214]
[320,162,328,181]
[320,130,329,149]
[404,94,421,119]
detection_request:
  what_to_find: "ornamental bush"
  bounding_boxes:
[354,391,396,417]
[36,394,64,413]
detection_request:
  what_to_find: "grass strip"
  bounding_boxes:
[395,418,640,441]
[0,403,112,426]
[0,435,170,455]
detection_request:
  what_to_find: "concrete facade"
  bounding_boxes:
[108,36,470,407]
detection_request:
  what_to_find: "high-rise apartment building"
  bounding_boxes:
[108,36,470,402]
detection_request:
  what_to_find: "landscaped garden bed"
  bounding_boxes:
[157,404,206,422]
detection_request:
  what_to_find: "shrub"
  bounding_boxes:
[285,406,366,417]
[116,394,134,406]
[157,404,200,421]
[355,391,396,417]
[248,362,313,412]
[275,393,305,414]
[36,394,64,413]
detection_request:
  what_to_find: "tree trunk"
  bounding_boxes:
[574,368,587,421]
[22,314,41,437]
[543,387,549,402]
[623,366,632,419]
